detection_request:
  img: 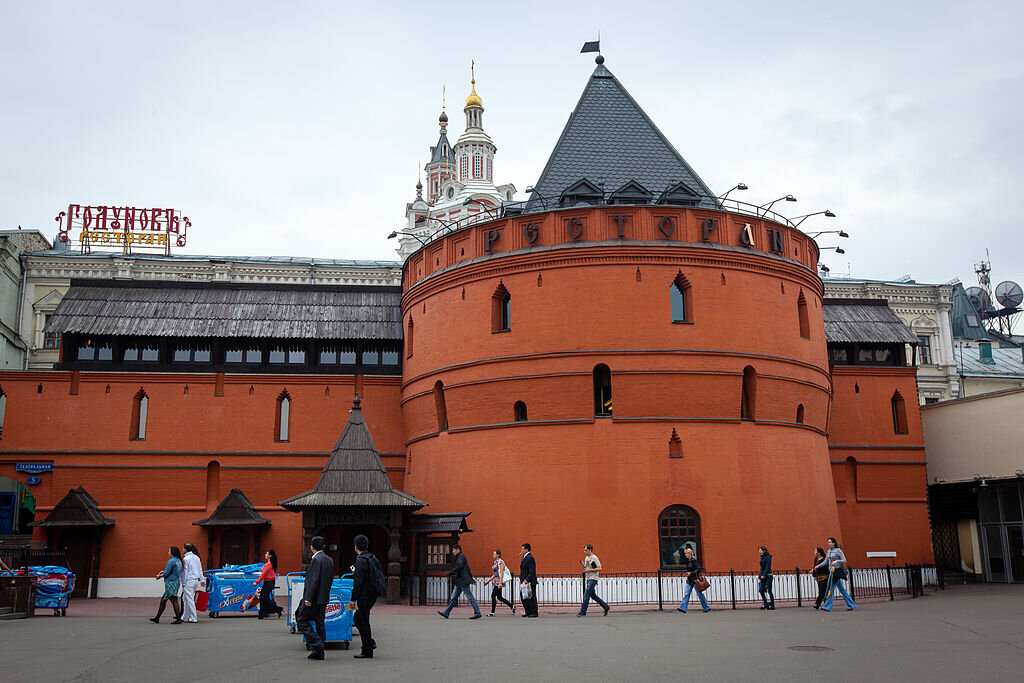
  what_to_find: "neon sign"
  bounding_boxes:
[55,204,191,255]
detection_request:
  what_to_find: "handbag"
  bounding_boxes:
[195,589,209,611]
[834,566,848,581]
[695,575,710,592]
[500,560,513,585]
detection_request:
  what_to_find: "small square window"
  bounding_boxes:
[268,346,286,364]
[287,346,305,364]
[382,349,399,366]
[141,345,159,362]
[319,348,338,365]
[123,346,139,362]
[173,347,191,363]
[225,348,243,364]
[340,345,356,364]
[362,348,379,365]
[245,346,261,363]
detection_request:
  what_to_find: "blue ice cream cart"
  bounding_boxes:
[287,573,354,647]
[205,563,271,617]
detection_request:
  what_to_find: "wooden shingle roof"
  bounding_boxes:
[193,488,271,527]
[33,487,115,528]
[45,280,402,339]
[823,299,919,344]
[279,395,425,510]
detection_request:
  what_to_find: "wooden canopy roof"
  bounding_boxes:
[279,395,426,510]
[193,488,271,527]
[33,487,115,528]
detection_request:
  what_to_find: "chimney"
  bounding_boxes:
[979,341,994,365]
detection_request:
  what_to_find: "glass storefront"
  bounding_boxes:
[979,482,1024,583]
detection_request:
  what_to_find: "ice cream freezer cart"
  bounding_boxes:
[205,564,275,618]
[286,573,354,648]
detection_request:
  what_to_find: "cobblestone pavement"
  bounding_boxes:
[1,583,1021,682]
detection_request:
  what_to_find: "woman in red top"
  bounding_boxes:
[254,549,283,619]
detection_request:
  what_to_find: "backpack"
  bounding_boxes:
[367,554,387,597]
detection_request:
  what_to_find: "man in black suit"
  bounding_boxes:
[297,535,334,660]
[351,534,381,659]
[519,542,538,617]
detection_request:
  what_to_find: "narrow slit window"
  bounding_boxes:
[670,273,692,323]
[593,364,612,417]
[741,366,757,421]
[892,390,908,434]
[798,292,810,339]
[492,284,511,333]
[514,401,527,422]
[130,389,148,440]
[434,381,448,432]
[796,404,805,424]
[276,391,291,442]
[407,317,414,358]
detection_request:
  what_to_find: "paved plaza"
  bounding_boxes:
[1,584,1021,682]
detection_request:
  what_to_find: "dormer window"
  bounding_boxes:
[608,180,653,205]
[560,178,604,207]
[658,182,701,207]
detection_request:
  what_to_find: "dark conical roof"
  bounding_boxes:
[428,130,455,166]
[279,395,425,510]
[528,62,717,210]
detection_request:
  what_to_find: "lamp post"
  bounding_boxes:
[525,186,552,211]
[463,197,499,220]
[759,194,797,217]
[718,183,748,200]
[791,209,836,227]
[387,230,428,246]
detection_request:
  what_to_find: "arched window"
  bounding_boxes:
[130,388,148,440]
[593,364,612,417]
[845,456,858,500]
[796,403,805,424]
[492,284,511,333]
[514,400,527,422]
[670,272,692,323]
[406,317,414,358]
[434,380,448,432]
[740,366,757,421]
[891,390,908,434]
[668,429,682,458]
[276,390,291,442]
[797,291,810,339]
[0,388,6,439]
[658,505,701,567]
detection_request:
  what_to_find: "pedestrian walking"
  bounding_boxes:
[352,534,383,659]
[437,544,482,619]
[150,546,183,624]
[577,544,610,617]
[519,543,539,617]
[254,549,283,619]
[676,547,710,613]
[812,547,829,609]
[296,535,334,660]
[483,549,515,616]
[758,545,775,610]
[816,537,857,612]
[180,542,204,623]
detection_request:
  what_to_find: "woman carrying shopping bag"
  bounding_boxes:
[483,549,515,616]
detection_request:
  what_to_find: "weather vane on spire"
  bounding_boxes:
[581,35,603,64]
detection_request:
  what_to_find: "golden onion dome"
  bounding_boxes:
[464,79,483,109]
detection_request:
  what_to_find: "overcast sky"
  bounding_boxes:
[3,1,1023,292]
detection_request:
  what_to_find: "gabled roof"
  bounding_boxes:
[428,130,455,166]
[33,487,115,527]
[527,61,717,211]
[950,282,993,341]
[822,299,919,344]
[194,488,271,526]
[279,395,425,510]
[608,180,654,205]
[408,512,473,534]
[45,280,402,339]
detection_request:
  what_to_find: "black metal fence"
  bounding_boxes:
[406,565,944,609]
[0,545,68,572]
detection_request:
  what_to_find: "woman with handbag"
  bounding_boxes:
[811,547,829,609]
[757,546,775,610]
[676,547,710,613]
[483,549,515,616]
[815,537,857,611]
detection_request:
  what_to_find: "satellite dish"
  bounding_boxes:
[995,281,1023,309]
[965,286,991,313]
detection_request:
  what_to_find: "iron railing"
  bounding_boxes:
[405,564,944,609]
[0,545,68,572]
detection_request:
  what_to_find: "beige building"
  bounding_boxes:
[0,230,52,370]
[19,247,401,370]
[824,277,958,403]
[923,387,1024,583]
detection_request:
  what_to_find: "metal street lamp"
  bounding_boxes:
[718,183,748,200]
[791,209,836,227]
[807,229,849,239]
[759,194,797,216]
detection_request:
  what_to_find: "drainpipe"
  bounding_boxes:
[17,252,28,369]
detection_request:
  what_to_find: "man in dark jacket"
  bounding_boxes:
[519,542,538,617]
[297,536,334,660]
[351,534,381,659]
[437,544,482,619]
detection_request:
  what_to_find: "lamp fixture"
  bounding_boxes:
[387,230,428,246]
[807,229,849,239]
[791,209,836,227]
[820,246,845,255]
[760,194,797,216]
[718,183,748,200]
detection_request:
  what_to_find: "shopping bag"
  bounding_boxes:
[520,581,533,600]
[195,589,209,611]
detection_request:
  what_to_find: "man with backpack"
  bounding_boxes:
[352,534,386,659]
[437,544,482,619]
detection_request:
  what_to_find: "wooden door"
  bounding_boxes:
[219,527,250,567]
[58,530,94,598]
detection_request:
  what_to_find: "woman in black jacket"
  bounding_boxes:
[758,546,775,610]
[676,547,710,613]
